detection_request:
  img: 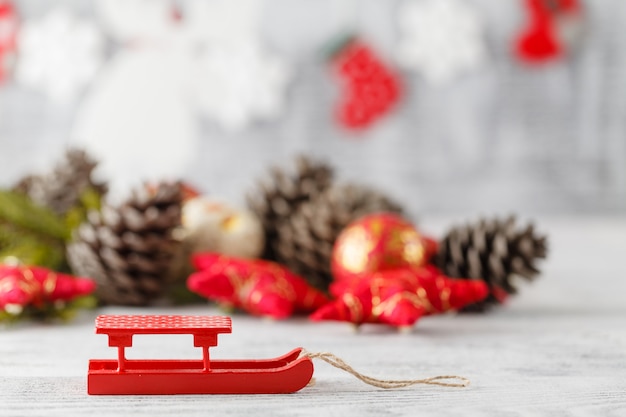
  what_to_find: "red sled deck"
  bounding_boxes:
[88,315,314,395]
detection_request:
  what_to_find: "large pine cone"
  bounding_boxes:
[13,148,108,216]
[247,155,333,260]
[66,182,183,306]
[275,183,405,292]
[434,216,548,311]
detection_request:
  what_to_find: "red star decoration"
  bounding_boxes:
[188,254,329,319]
[311,266,489,328]
[0,265,96,312]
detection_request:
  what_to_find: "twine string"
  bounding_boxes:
[301,350,470,389]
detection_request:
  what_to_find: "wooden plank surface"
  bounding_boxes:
[1,217,625,416]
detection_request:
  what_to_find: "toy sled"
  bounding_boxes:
[88,315,314,395]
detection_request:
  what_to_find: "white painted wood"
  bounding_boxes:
[1,217,625,415]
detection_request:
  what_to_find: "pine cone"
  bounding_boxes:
[434,216,548,311]
[247,155,334,260]
[275,183,405,292]
[14,148,108,216]
[66,182,183,306]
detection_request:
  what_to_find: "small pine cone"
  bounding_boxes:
[67,182,183,306]
[247,155,334,260]
[275,183,405,291]
[434,216,548,311]
[14,148,108,216]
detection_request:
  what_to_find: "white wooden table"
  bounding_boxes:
[1,216,625,416]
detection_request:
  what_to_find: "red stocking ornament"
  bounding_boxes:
[333,37,401,130]
[0,1,18,82]
[515,0,584,63]
[188,254,329,319]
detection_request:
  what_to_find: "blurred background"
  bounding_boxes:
[0,0,624,218]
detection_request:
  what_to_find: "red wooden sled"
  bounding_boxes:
[88,315,314,395]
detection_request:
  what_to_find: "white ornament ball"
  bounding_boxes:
[182,197,264,258]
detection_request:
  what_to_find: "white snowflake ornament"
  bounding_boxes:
[191,41,291,132]
[70,0,292,197]
[15,9,104,101]
[396,0,486,84]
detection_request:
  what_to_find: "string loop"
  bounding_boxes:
[301,350,470,389]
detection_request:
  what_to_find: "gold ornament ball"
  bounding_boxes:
[331,212,426,281]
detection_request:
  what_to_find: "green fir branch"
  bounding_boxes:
[0,190,70,240]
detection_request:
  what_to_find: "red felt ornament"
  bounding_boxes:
[515,0,584,63]
[0,265,96,314]
[331,213,431,283]
[332,37,401,130]
[188,254,329,319]
[0,1,18,82]
[311,266,489,328]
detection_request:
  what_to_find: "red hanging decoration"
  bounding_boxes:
[311,266,489,328]
[332,37,401,130]
[0,1,18,82]
[188,254,329,319]
[0,265,96,313]
[515,0,583,63]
